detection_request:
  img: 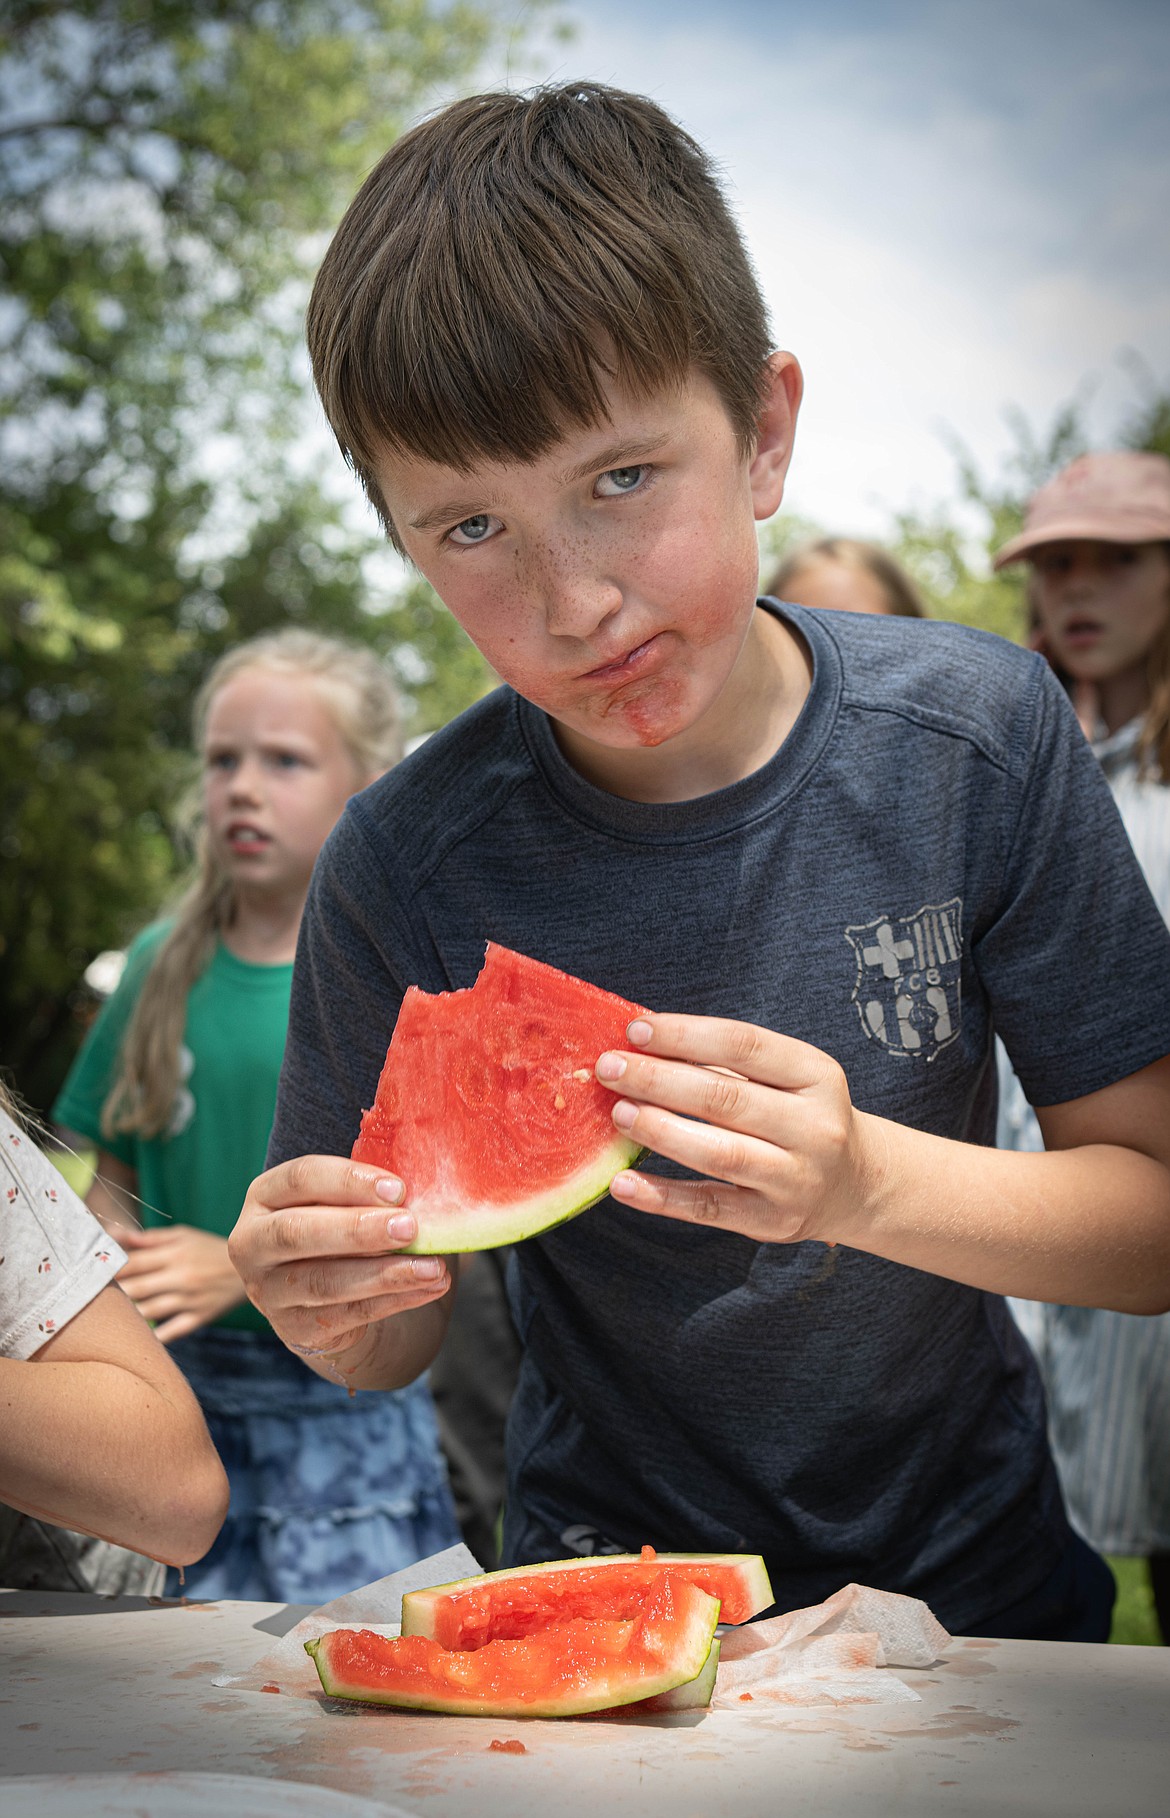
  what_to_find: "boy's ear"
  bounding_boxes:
[749,351,803,522]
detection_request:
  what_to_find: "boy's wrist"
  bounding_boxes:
[829,1109,898,1249]
[286,1288,451,1393]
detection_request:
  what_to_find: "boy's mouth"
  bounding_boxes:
[582,635,663,683]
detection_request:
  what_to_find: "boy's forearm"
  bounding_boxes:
[846,1113,1170,1314]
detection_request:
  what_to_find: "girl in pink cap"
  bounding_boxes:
[995,448,1170,1643]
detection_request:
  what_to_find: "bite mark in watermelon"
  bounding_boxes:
[351,943,648,1253]
[304,1573,720,1718]
[399,1547,774,1648]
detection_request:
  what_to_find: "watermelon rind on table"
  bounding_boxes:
[304,1575,721,1718]
[399,1548,774,1644]
[350,943,649,1254]
[631,1637,721,1712]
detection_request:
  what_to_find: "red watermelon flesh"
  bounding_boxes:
[351,943,648,1254]
[401,1548,774,1647]
[305,1573,720,1717]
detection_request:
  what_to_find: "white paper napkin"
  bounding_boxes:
[712,1581,951,1707]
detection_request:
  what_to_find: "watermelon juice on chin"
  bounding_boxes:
[351,943,648,1253]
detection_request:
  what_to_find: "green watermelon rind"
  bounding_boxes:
[401,1135,647,1255]
[630,1637,721,1713]
[401,1552,774,1636]
[303,1587,720,1718]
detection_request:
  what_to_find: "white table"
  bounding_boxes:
[2,1589,1167,1816]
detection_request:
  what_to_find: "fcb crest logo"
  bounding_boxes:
[844,898,963,1062]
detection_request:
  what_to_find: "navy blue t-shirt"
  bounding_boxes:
[269,602,1170,1630]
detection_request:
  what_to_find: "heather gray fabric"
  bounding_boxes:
[269,601,1170,1631]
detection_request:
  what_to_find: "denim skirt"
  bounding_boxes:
[164,1327,459,1603]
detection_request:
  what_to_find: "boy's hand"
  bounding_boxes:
[596,1014,873,1245]
[228,1157,453,1369]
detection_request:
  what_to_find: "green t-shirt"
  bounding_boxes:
[53,924,294,1332]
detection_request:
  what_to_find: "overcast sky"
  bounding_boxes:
[507,0,1170,537]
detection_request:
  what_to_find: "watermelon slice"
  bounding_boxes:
[305,1573,720,1717]
[400,1547,774,1648]
[351,943,648,1253]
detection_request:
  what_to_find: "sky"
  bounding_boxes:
[486,0,1170,539]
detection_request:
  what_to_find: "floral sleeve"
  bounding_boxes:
[1,1109,128,1359]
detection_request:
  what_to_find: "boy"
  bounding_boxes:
[230,84,1170,1638]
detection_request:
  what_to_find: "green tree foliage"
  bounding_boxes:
[0,0,514,1105]
[888,405,1086,642]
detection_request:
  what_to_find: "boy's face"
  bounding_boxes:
[373,361,797,760]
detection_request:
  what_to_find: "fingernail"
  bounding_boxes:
[375,1177,405,1205]
[387,1214,415,1242]
[612,1100,638,1131]
[611,1171,641,1197]
[412,1257,443,1279]
[596,1051,626,1081]
[627,1019,653,1045]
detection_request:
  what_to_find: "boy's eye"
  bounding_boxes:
[595,465,646,497]
[448,514,499,546]
[207,752,237,771]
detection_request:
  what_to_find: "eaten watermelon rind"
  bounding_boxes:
[400,1551,774,1641]
[304,1578,720,1718]
[402,1133,646,1255]
[630,1637,721,1713]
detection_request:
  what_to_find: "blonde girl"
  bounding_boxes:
[764,536,926,619]
[994,450,1170,1643]
[53,629,459,1601]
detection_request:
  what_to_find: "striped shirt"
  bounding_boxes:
[1000,717,1170,1555]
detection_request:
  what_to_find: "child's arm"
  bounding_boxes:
[595,1016,1170,1314]
[228,1155,457,1389]
[0,1280,229,1564]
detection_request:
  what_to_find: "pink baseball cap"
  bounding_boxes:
[992,450,1170,570]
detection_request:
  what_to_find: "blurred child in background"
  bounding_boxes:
[765,535,926,618]
[53,629,459,1601]
[1,1083,227,1590]
[994,450,1170,1642]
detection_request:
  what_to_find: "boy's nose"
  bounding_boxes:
[527,540,623,639]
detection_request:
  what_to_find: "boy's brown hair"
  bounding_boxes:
[306,82,774,544]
